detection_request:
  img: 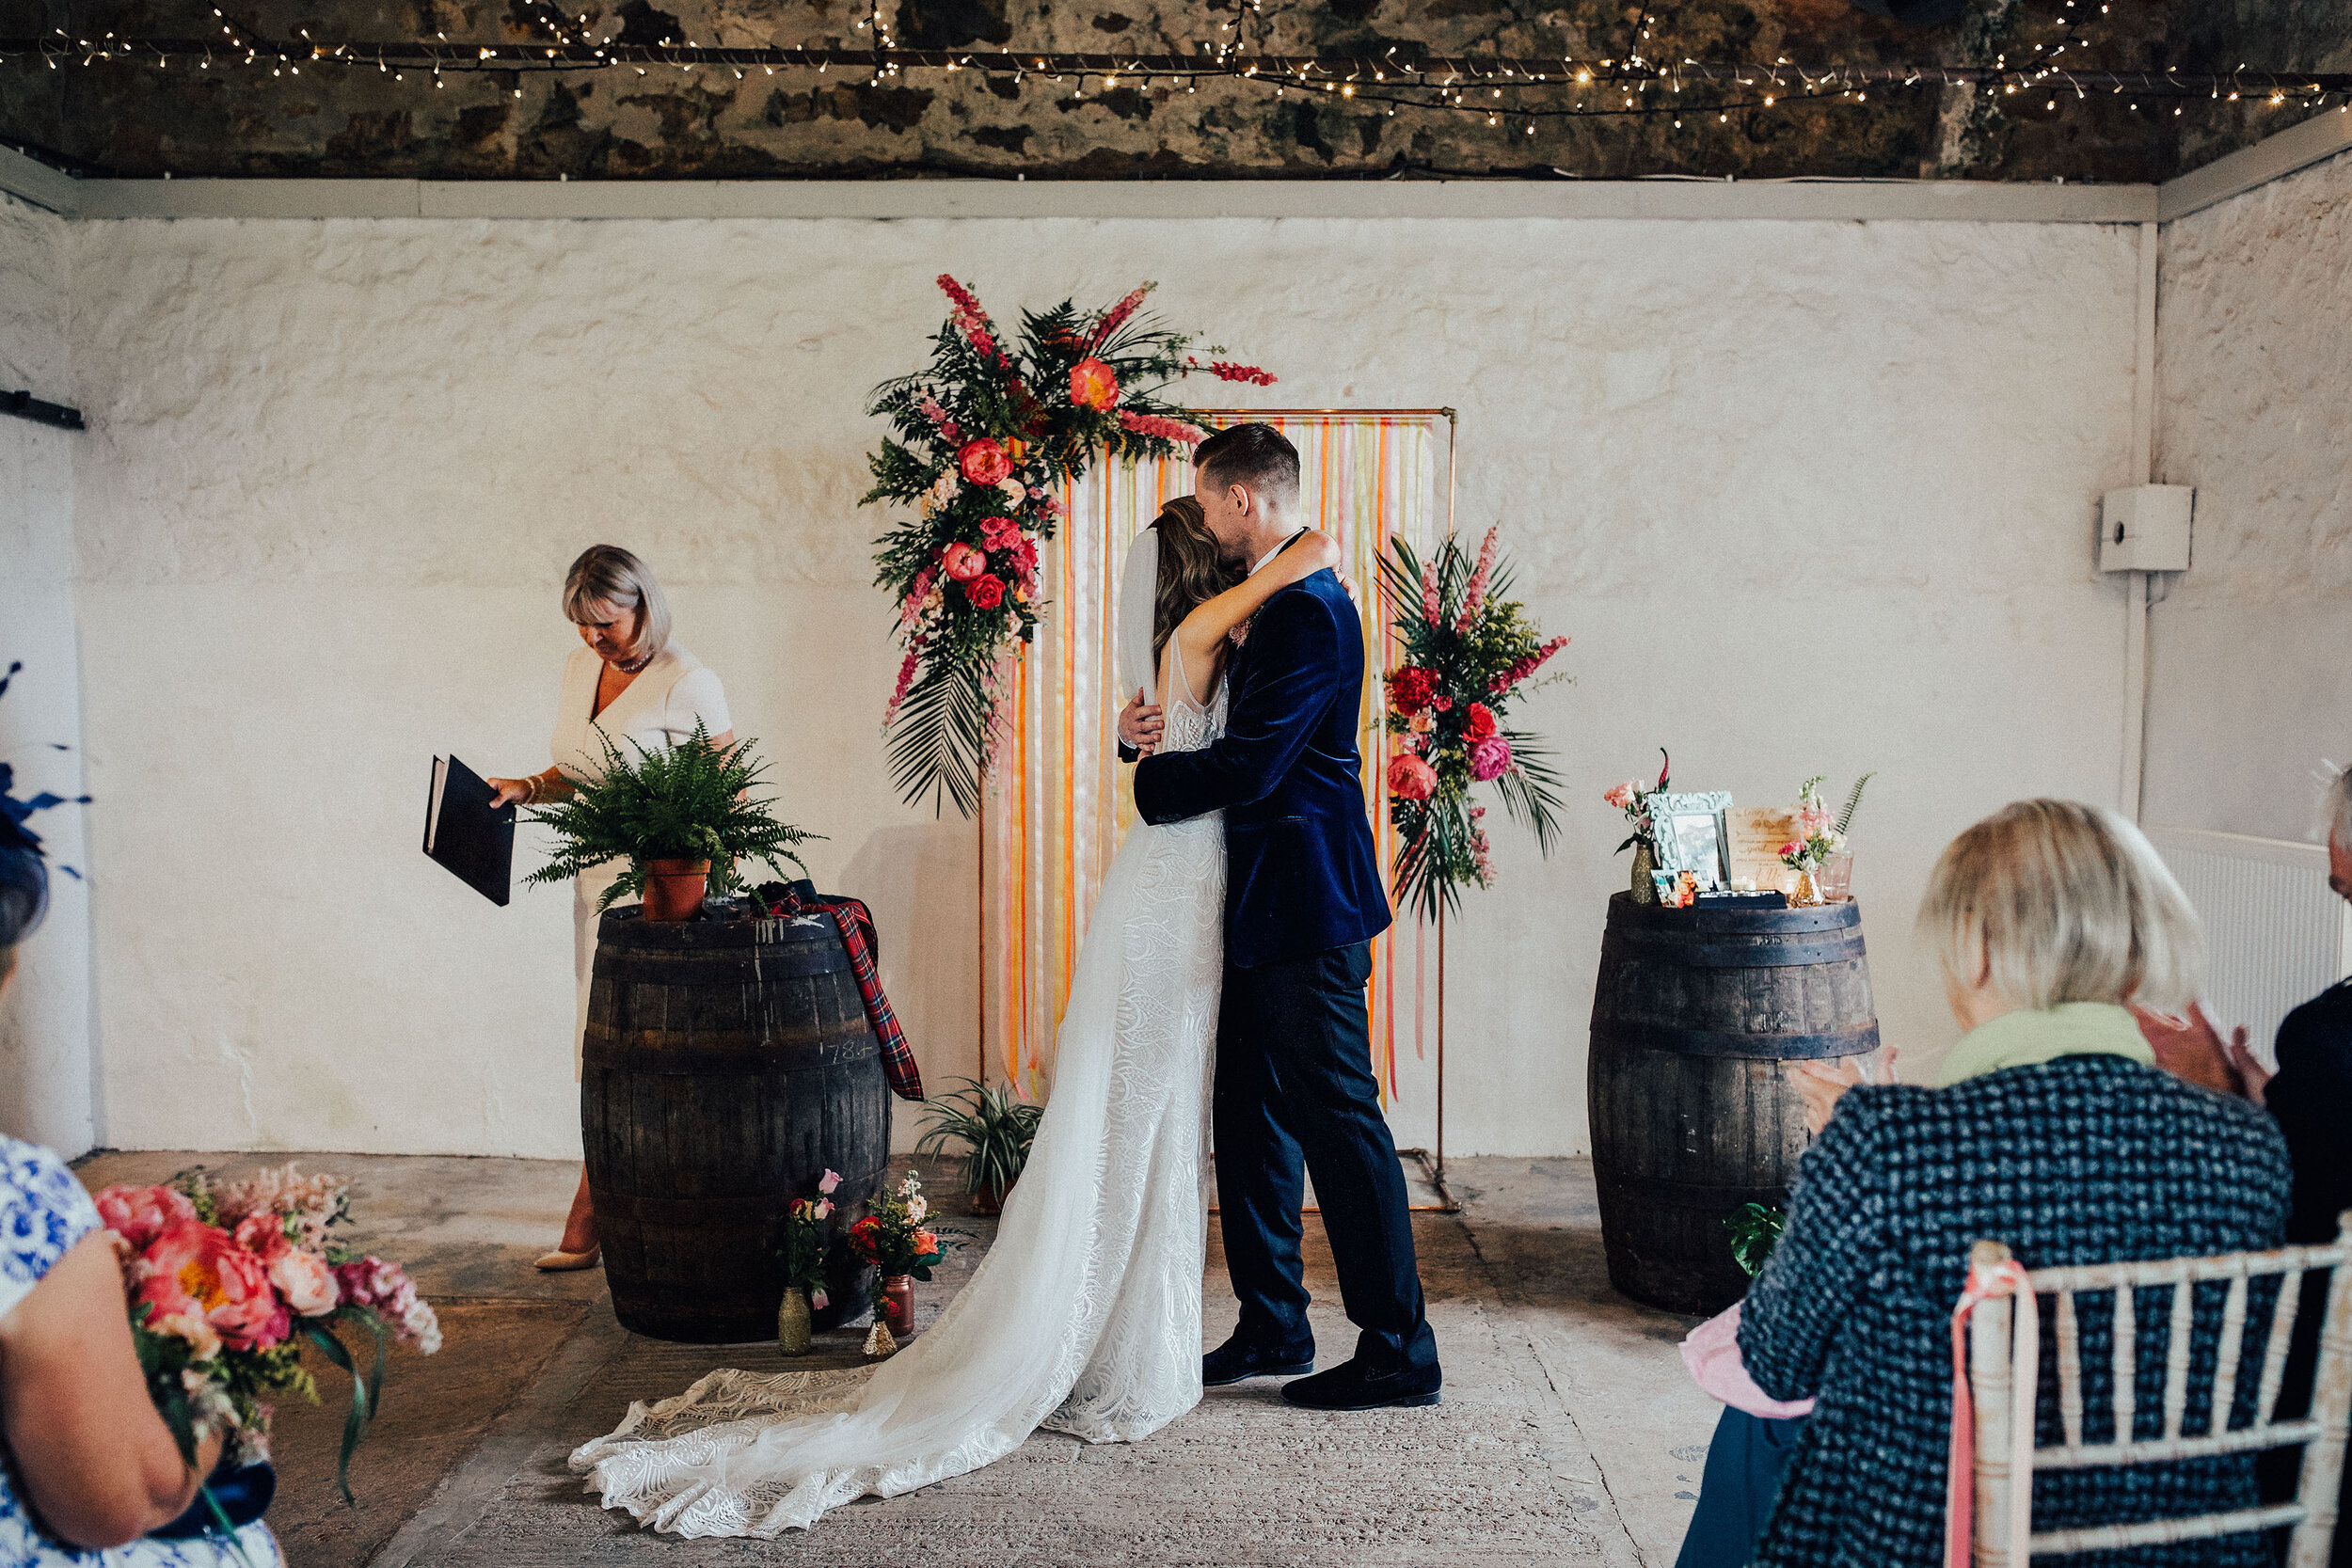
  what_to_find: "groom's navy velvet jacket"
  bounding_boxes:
[1134,568,1392,970]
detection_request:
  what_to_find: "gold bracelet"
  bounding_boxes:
[522,773,541,805]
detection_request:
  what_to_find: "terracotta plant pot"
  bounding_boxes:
[880,1274,915,1337]
[968,1180,1012,1217]
[642,859,711,922]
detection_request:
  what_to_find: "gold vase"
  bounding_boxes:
[776,1287,812,1356]
[1790,866,1820,908]
[1630,842,1658,904]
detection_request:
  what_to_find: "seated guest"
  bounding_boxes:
[0,796,283,1560]
[2134,760,2352,1565]
[1732,800,2291,1568]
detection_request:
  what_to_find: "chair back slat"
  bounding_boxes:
[2054,1289,2084,1449]
[1965,1212,2352,1566]
[2162,1274,2196,1440]
[2259,1265,2307,1424]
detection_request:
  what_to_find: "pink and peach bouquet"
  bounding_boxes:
[1378,526,1569,919]
[865,275,1273,816]
[97,1163,439,1503]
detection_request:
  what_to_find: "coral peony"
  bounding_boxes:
[1069,356,1120,411]
[96,1183,197,1250]
[1469,736,1514,782]
[1603,781,1639,810]
[940,542,986,582]
[1387,666,1438,715]
[138,1220,284,1352]
[1388,752,1438,801]
[965,575,1007,610]
[958,439,1012,486]
[1460,702,1498,744]
[913,1230,941,1257]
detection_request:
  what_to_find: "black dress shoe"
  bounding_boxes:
[1279,1356,1442,1410]
[1203,1336,1316,1386]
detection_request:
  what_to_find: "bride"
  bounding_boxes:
[569,499,1343,1537]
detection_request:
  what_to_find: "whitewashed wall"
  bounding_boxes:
[0,191,96,1158]
[2146,150,2352,845]
[61,214,2143,1159]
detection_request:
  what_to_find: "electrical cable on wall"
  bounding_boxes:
[0,390,83,431]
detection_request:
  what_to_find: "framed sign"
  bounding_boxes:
[1650,791,1734,890]
[1724,806,1803,895]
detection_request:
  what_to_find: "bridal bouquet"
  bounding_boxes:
[864,275,1274,816]
[96,1164,441,1506]
[1378,528,1569,920]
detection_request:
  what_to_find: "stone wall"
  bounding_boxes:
[2144,148,2352,844]
[0,188,93,1157]
[58,211,2142,1159]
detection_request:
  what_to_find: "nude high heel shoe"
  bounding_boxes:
[534,1243,601,1272]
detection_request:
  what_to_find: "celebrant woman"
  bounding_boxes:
[485,545,734,1273]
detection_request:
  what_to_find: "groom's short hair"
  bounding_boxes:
[1195,423,1300,512]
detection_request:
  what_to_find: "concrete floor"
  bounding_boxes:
[72,1150,1720,1567]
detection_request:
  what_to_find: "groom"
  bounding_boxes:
[1121,423,1441,1411]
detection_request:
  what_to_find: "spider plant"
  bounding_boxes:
[914,1078,1043,1214]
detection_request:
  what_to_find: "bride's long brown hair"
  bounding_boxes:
[1151,497,1240,667]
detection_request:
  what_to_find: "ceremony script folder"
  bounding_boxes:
[422,754,515,907]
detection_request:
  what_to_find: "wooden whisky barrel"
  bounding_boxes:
[1587,891,1879,1315]
[582,903,891,1342]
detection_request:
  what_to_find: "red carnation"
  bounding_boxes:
[1388,752,1438,802]
[965,574,1007,610]
[1461,702,1498,743]
[959,439,1012,486]
[1388,666,1438,714]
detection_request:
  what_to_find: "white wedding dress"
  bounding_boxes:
[569,633,1227,1538]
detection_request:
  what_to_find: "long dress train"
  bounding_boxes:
[567,645,1227,1537]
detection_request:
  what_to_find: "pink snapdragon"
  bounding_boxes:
[1115,409,1206,445]
[1456,527,1501,633]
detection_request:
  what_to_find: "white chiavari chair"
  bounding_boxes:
[1962,1213,2352,1567]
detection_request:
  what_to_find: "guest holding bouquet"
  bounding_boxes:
[482,546,735,1272]
[0,735,282,1564]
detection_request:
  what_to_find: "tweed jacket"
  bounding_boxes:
[1739,1054,2292,1568]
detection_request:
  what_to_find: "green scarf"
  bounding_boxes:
[1933,1001,2156,1087]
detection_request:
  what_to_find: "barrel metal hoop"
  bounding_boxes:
[1592,1170,1794,1210]
[582,1037,878,1073]
[1598,931,1869,969]
[591,1192,793,1226]
[590,948,851,985]
[1588,1017,1881,1060]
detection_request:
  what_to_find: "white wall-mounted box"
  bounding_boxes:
[2099,484,2194,572]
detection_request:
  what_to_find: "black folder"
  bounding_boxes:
[423,754,516,907]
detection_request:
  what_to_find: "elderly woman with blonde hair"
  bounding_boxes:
[1715,800,2293,1568]
[485,545,734,1272]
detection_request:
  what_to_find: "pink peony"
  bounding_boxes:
[965,575,1007,610]
[1469,735,1514,782]
[137,1220,285,1352]
[940,541,986,582]
[958,438,1012,487]
[1388,752,1438,801]
[96,1183,197,1250]
[1069,356,1120,411]
[1603,781,1639,810]
[269,1247,341,1318]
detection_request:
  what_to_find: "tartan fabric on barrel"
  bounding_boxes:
[767,885,924,1102]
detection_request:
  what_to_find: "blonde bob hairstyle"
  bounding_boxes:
[1917,799,2203,1016]
[563,545,672,663]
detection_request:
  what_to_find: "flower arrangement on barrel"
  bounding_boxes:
[1377,527,1570,920]
[1605,750,1675,903]
[1779,772,1874,906]
[865,275,1274,816]
[94,1163,441,1523]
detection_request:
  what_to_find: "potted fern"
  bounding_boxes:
[915,1079,1043,1215]
[523,721,817,920]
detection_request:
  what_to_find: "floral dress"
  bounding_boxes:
[0,1136,283,1568]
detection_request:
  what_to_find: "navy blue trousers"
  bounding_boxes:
[1677,1408,1806,1568]
[1214,940,1437,1372]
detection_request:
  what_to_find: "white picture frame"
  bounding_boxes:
[1649,791,1734,890]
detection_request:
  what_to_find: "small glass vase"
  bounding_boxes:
[776,1286,813,1356]
[1629,841,1658,904]
[881,1274,916,1338]
[1815,851,1854,904]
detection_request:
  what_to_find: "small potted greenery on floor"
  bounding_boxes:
[915,1078,1044,1215]
[524,721,817,920]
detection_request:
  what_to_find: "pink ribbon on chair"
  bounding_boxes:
[1947,1256,2040,1568]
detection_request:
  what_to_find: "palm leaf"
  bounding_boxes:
[886,657,992,818]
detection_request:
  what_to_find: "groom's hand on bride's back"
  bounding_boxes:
[1119,693,1164,758]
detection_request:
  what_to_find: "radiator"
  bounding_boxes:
[2144,825,2352,1066]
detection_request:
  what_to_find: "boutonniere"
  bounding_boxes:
[1229,615,1253,649]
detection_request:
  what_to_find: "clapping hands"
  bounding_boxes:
[1795,1046,1900,1136]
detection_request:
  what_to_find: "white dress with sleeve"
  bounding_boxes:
[0,1136,285,1567]
[548,641,732,1081]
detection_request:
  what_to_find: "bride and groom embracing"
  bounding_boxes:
[570,423,1441,1538]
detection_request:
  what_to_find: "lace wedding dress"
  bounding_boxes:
[569,638,1227,1538]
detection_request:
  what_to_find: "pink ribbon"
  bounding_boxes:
[1947,1257,2039,1568]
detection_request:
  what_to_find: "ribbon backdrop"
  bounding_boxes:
[981,411,1454,1107]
